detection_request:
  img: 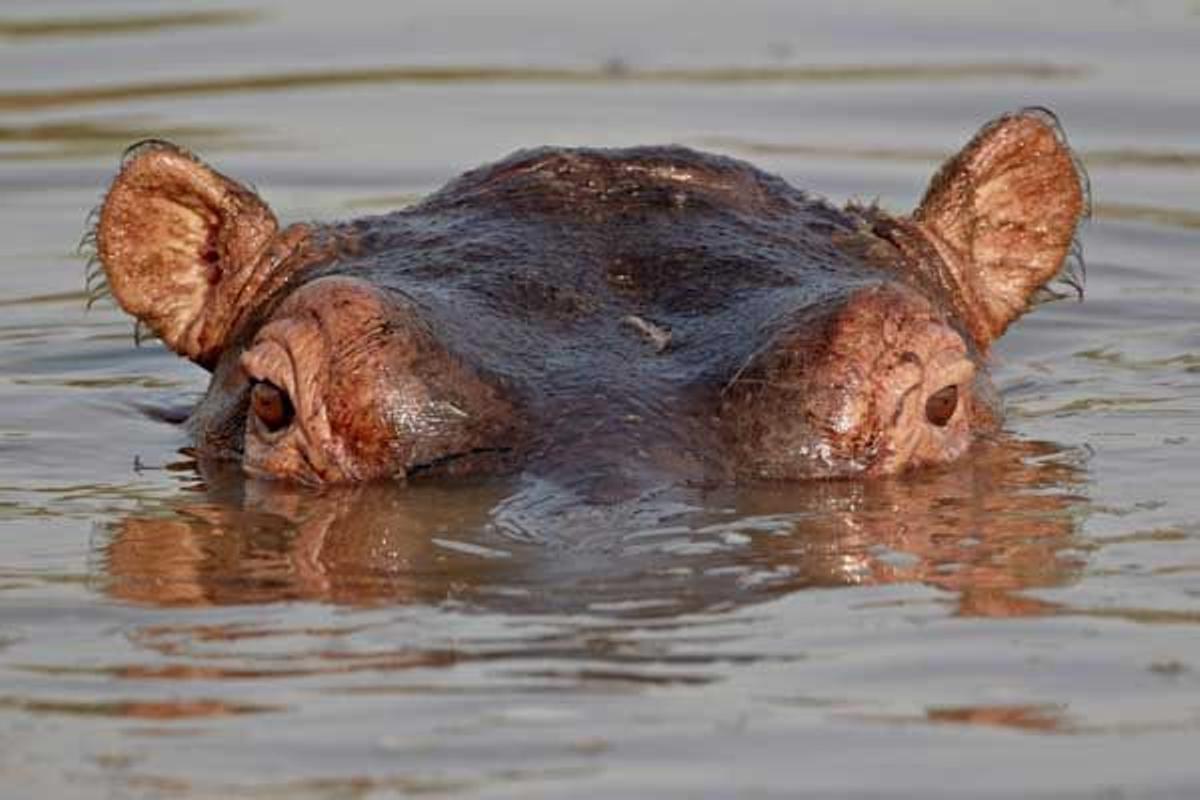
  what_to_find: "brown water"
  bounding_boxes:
[3,1,1200,797]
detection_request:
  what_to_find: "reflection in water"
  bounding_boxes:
[0,11,260,40]
[1092,202,1200,231]
[100,438,1085,618]
[844,703,1072,734]
[925,703,1069,732]
[700,136,1200,172]
[730,439,1086,618]
[0,119,251,162]
[0,695,280,720]
[0,62,1084,112]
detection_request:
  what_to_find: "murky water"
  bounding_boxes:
[3,1,1200,796]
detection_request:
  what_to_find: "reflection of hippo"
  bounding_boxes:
[94,109,1086,485]
[103,439,1083,613]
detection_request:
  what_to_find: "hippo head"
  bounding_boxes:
[94,109,1086,486]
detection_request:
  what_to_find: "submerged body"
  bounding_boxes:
[95,109,1087,486]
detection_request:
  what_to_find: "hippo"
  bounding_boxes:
[92,108,1087,487]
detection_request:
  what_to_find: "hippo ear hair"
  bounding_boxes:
[912,108,1089,347]
[96,141,279,368]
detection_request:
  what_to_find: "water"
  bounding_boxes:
[2,1,1200,796]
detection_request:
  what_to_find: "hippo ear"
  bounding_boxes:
[911,108,1088,347]
[96,141,280,369]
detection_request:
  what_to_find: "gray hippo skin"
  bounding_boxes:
[94,109,1087,486]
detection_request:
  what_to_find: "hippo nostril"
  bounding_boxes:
[251,380,294,433]
[925,384,958,427]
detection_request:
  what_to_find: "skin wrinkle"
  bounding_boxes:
[854,305,913,470]
[891,350,926,426]
[242,311,339,484]
[298,307,350,483]
[220,224,304,347]
[890,373,923,428]
[889,413,926,470]
[869,217,985,350]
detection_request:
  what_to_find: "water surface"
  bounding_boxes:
[3,1,1200,797]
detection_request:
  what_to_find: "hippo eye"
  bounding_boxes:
[925,384,958,427]
[250,380,294,433]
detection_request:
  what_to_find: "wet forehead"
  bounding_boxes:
[427,145,808,213]
[343,153,875,319]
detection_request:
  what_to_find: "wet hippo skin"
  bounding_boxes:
[93,108,1087,486]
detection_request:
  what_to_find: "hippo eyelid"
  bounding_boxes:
[240,321,311,411]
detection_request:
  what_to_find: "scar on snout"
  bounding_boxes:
[622,314,673,353]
